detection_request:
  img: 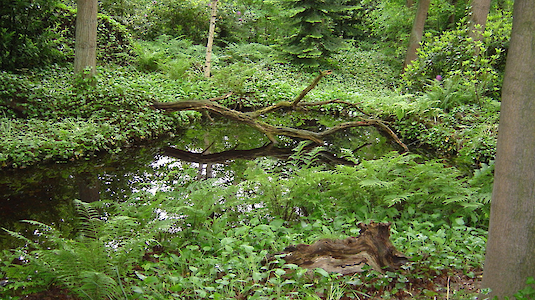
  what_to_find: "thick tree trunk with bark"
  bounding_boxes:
[267,222,408,274]
[403,0,430,70]
[481,0,535,298]
[74,0,98,76]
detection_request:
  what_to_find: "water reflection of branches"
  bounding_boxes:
[164,143,358,166]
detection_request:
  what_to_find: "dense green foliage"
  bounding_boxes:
[0,0,65,70]
[1,149,491,299]
[402,10,512,99]
[0,66,198,167]
[278,0,351,65]
[0,0,517,298]
[0,1,135,70]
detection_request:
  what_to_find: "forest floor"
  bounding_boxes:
[18,268,481,300]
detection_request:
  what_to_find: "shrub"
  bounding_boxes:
[0,0,67,71]
[132,0,209,43]
[401,10,512,98]
[215,1,281,45]
[243,150,490,226]
[133,36,205,77]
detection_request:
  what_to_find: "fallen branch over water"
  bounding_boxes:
[153,71,408,151]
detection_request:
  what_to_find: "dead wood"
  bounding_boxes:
[152,71,408,151]
[269,222,408,274]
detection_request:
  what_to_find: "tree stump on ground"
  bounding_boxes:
[270,222,408,274]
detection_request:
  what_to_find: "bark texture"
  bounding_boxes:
[403,0,430,69]
[481,0,535,298]
[74,0,98,75]
[268,222,408,274]
[204,0,218,78]
[469,0,492,41]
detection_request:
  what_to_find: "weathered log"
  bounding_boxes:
[270,222,408,274]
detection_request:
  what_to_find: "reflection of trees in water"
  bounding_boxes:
[164,143,358,166]
[0,143,164,248]
[0,121,394,249]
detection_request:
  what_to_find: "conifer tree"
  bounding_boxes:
[281,0,350,65]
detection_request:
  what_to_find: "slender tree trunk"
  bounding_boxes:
[481,0,535,298]
[468,0,491,41]
[204,0,218,78]
[448,0,458,27]
[406,0,415,8]
[74,0,98,76]
[403,0,430,70]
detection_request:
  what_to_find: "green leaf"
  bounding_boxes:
[315,268,330,277]
[270,219,285,228]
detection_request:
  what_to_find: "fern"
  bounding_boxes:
[78,271,123,300]
[243,150,490,225]
[3,199,161,299]
[74,199,103,240]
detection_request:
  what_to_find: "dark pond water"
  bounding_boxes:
[0,121,395,249]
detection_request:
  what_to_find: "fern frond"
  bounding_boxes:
[359,178,394,188]
[79,271,122,300]
[74,200,103,239]
[2,228,40,249]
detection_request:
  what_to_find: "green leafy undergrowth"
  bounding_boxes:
[2,200,152,299]
[0,118,124,168]
[1,199,487,299]
[0,66,202,167]
[245,150,491,226]
[402,10,511,97]
[350,84,499,168]
[1,151,490,299]
[1,39,499,171]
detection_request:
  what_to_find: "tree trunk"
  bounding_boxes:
[448,0,458,27]
[204,0,218,78]
[406,0,415,8]
[403,0,430,70]
[468,0,492,42]
[74,0,98,76]
[481,0,535,298]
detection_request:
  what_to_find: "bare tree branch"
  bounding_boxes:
[152,71,408,151]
